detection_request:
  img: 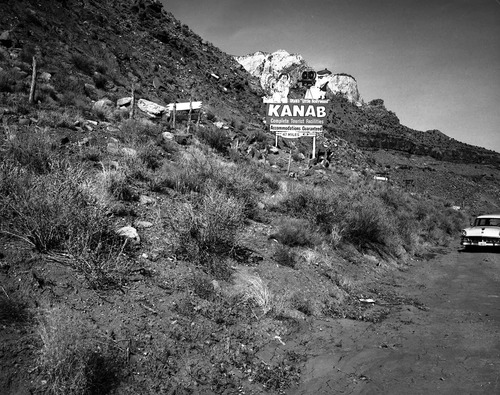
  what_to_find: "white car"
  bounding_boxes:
[461,214,500,248]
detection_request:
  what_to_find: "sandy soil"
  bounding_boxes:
[288,245,500,394]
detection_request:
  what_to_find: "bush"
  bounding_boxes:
[0,296,29,325]
[273,244,296,268]
[0,165,125,282]
[153,148,259,217]
[197,125,231,153]
[118,119,161,145]
[92,72,107,89]
[38,306,123,395]
[343,197,393,248]
[138,142,164,170]
[169,186,244,275]
[233,271,273,315]
[271,218,319,248]
[3,129,57,174]
[71,53,95,75]
[276,184,347,234]
[0,70,15,93]
[290,292,314,316]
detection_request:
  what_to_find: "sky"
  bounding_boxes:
[161,0,500,153]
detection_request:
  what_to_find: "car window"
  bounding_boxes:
[475,218,500,226]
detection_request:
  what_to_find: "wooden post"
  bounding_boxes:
[129,85,135,119]
[196,106,201,132]
[187,95,193,133]
[171,102,176,129]
[287,149,292,174]
[28,56,37,104]
[312,135,316,159]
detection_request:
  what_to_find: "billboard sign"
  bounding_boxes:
[265,98,328,138]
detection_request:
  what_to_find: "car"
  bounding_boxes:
[461,214,500,248]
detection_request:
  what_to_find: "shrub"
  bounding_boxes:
[3,129,57,174]
[343,198,394,248]
[92,72,107,89]
[36,108,84,128]
[233,271,273,315]
[273,244,296,268]
[196,125,231,153]
[271,218,319,248]
[38,306,123,395]
[188,272,216,300]
[0,70,15,93]
[0,165,125,281]
[118,119,161,145]
[0,296,29,325]
[290,292,314,316]
[71,53,95,75]
[276,184,347,234]
[138,142,164,170]
[153,148,259,217]
[169,186,244,275]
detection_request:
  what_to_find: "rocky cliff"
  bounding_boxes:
[235,50,362,105]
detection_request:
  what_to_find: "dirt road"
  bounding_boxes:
[288,247,500,394]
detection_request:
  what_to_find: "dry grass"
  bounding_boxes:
[38,305,123,395]
[233,270,274,315]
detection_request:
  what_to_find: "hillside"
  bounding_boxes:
[0,1,499,394]
[236,51,500,168]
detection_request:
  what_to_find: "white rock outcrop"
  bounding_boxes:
[235,49,362,105]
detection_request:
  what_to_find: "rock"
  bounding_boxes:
[137,98,169,117]
[117,97,133,108]
[269,146,279,154]
[106,126,121,133]
[84,83,98,99]
[0,30,13,47]
[93,98,114,113]
[77,137,90,147]
[39,72,51,82]
[121,147,137,157]
[212,280,220,292]
[139,195,156,205]
[18,118,30,126]
[0,47,9,60]
[116,226,140,244]
[162,131,174,141]
[107,142,120,155]
[135,220,153,229]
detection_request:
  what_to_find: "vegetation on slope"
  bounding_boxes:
[0,0,473,393]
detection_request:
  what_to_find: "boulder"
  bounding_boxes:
[135,220,153,229]
[116,226,140,244]
[93,98,114,113]
[137,98,169,117]
[162,131,174,141]
[107,142,120,155]
[39,72,51,82]
[117,97,133,108]
[121,147,137,157]
[139,195,156,205]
